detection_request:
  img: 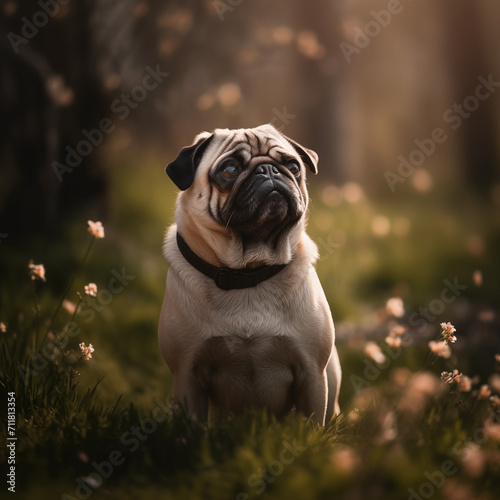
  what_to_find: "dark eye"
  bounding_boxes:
[287,162,301,177]
[221,164,239,180]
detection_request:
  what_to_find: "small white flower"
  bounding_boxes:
[28,260,46,281]
[489,395,500,409]
[440,322,456,335]
[385,336,402,348]
[364,341,387,365]
[440,322,457,344]
[84,283,98,297]
[79,342,95,360]
[385,325,406,348]
[386,297,405,318]
[62,300,77,315]
[458,375,472,392]
[440,370,461,385]
[478,384,491,400]
[390,325,406,337]
[87,220,105,239]
[429,340,451,359]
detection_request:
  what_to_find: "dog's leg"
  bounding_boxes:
[294,368,328,425]
[325,347,342,422]
[173,370,208,422]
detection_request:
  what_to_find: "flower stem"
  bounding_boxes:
[30,279,40,351]
[65,295,83,334]
[37,236,95,350]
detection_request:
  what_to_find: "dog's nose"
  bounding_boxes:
[255,164,280,178]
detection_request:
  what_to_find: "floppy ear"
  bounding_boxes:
[283,136,319,175]
[165,133,214,190]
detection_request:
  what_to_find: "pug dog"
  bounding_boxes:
[158,124,341,425]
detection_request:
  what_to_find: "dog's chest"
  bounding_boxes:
[193,335,301,415]
[204,286,302,339]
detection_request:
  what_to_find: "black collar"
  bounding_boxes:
[176,232,286,290]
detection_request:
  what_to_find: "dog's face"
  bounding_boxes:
[166,124,318,265]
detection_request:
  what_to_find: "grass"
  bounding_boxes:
[0,151,499,499]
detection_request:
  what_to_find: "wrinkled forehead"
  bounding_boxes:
[208,126,295,166]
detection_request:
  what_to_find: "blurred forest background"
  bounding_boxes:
[1,1,500,498]
[1,0,500,233]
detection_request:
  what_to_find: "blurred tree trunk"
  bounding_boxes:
[0,1,108,237]
[292,0,344,182]
[438,1,499,192]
